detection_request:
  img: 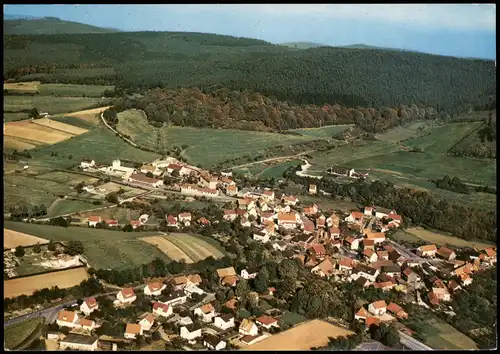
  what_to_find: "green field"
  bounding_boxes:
[259,160,301,179]
[46,199,101,217]
[280,311,307,327]
[4,221,168,270]
[290,125,354,138]
[38,84,114,97]
[116,109,158,150]
[4,112,30,122]
[51,115,98,130]
[4,318,44,350]
[4,95,107,115]
[424,318,478,350]
[375,121,436,142]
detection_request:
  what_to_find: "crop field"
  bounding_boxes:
[38,84,114,97]
[4,229,49,249]
[4,112,30,122]
[256,160,301,179]
[424,318,478,350]
[4,267,90,299]
[4,120,75,146]
[3,221,166,270]
[4,81,40,94]
[4,95,105,115]
[4,318,44,350]
[46,199,100,218]
[31,117,89,135]
[51,116,98,129]
[3,135,41,150]
[375,121,437,142]
[246,320,353,350]
[290,124,354,138]
[59,106,112,125]
[35,171,99,187]
[402,227,494,250]
[142,236,194,263]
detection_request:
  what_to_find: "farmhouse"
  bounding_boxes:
[436,246,457,261]
[59,334,99,351]
[80,297,98,316]
[416,244,438,258]
[368,300,387,316]
[255,315,279,329]
[194,303,216,323]
[117,288,137,304]
[88,216,101,227]
[180,323,202,341]
[57,310,79,328]
[125,323,143,339]
[128,173,163,188]
[80,159,95,169]
[213,314,235,330]
[239,318,259,336]
[203,334,227,351]
[152,302,173,317]
[139,313,155,332]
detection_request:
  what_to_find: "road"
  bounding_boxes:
[398,330,434,351]
[228,150,317,170]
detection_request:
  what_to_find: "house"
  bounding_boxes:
[166,215,178,228]
[376,250,389,261]
[171,274,202,290]
[266,287,276,296]
[350,264,380,282]
[80,297,98,316]
[402,267,420,283]
[223,209,237,221]
[167,163,191,176]
[104,219,118,227]
[309,184,317,194]
[177,316,193,326]
[303,219,315,234]
[428,291,440,306]
[225,184,238,196]
[125,323,143,339]
[261,212,275,223]
[180,323,202,341]
[138,313,155,332]
[374,208,391,220]
[239,319,259,336]
[200,174,218,190]
[262,190,275,201]
[365,317,381,328]
[303,204,318,216]
[152,302,173,317]
[255,315,279,329]
[388,250,404,265]
[80,159,96,169]
[374,281,395,291]
[308,244,327,259]
[128,173,164,188]
[363,249,378,263]
[194,303,216,323]
[431,287,451,302]
[448,280,462,293]
[368,300,387,315]
[219,176,234,187]
[213,314,235,330]
[281,195,298,206]
[140,164,162,176]
[329,227,341,239]
[345,211,364,224]
[253,230,270,243]
[178,212,192,226]
[459,273,473,286]
[416,244,438,258]
[221,275,238,287]
[272,241,287,251]
[436,246,456,261]
[144,282,166,296]
[241,267,259,280]
[238,197,256,210]
[240,217,252,228]
[364,206,374,216]
[355,307,369,321]
[481,247,497,264]
[184,283,205,298]
[311,258,335,278]
[88,216,101,227]
[356,276,371,288]
[338,257,356,272]
[362,239,375,250]
[326,213,340,228]
[386,212,402,226]
[57,310,79,328]
[162,290,187,307]
[203,334,227,351]
[59,334,99,351]
[387,303,408,319]
[381,264,401,278]
[277,212,300,229]
[75,319,95,331]
[117,288,136,304]
[344,236,360,250]
[365,232,386,244]
[130,220,141,229]
[217,267,237,279]
[197,217,211,226]
[316,215,326,229]
[181,184,218,197]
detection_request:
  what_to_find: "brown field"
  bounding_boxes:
[4,267,89,298]
[4,81,40,93]
[31,117,88,135]
[141,236,194,263]
[246,319,353,350]
[166,234,225,261]
[406,227,494,250]
[4,120,74,146]
[63,106,111,124]
[4,229,50,249]
[3,136,39,150]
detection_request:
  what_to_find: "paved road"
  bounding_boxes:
[398,330,434,351]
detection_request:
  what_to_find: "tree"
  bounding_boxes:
[33,243,42,254]
[15,245,25,257]
[30,107,39,118]
[123,224,134,232]
[106,192,119,204]
[65,240,84,256]
[236,279,250,300]
[146,172,154,178]
[254,267,269,293]
[278,259,299,280]
[280,276,296,297]
[48,239,56,251]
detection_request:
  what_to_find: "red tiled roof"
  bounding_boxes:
[370,300,387,309]
[120,288,135,298]
[278,212,297,222]
[356,307,368,318]
[179,212,191,218]
[130,220,141,226]
[363,239,375,246]
[329,227,341,234]
[339,257,355,268]
[167,215,177,223]
[126,323,141,335]
[366,317,381,327]
[419,244,437,252]
[58,310,76,322]
[310,244,326,255]
[387,213,402,221]
[483,248,496,257]
[153,302,170,313]
[437,246,455,258]
[198,217,210,224]
[387,302,403,314]
[105,219,118,225]
[147,282,163,292]
[85,297,98,308]
[224,209,236,215]
[88,216,101,222]
[256,315,278,325]
[351,211,363,219]
[77,318,94,327]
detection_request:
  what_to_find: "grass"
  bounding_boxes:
[51,116,97,130]
[402,227,494,250]
[289,125,354,138]
[46,199,99,217]
[4,112,30,122]
[280,311,307,327]
[375,121,436,142]
[4,318,44,349]
[4,95,108,115]
[424,318,478,350]
[38,84,114,97]
[259,160,301,179]
[3,221,169,270]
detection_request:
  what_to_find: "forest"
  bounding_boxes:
[3,31,496,115]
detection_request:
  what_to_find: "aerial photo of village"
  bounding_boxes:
[3,4,497,352]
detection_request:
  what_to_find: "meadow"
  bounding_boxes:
[4,95,106,115]
[46,199,101,218]
[38,83,114,97]
[4,112,31,122]
[375,121,436,142]
[397,227,494,250]
[3,221,168,270]
[424,318,478,350]
[4,318,44,350]
[258,160,301,179]
[289,124,354,138]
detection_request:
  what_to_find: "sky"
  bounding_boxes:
[4,4,497,59]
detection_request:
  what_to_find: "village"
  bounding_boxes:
[30,156,497,351]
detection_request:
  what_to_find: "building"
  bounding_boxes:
[204,334,227,351]
[416,245,438,258]
[431,287,451,302]
[178,212,192,226]
[387,303,408,319]
[194,303,216,323]
[381,264,401,278]
[255,315,279,329]
[402,267,420,283]
[138,313,155,332]
[200,174,218,190]
[309,184,317,194]
[223,209,237,222]
[364,206,374,216]
[105,219,119,227]
[350,264,379,282]
[59,334,99,351]
[355,307,369,321]
[338,257,357,272]
[326,213,340,228]
[345,211,364,224]
[107,159,135,179]
[272,241,287,251]
[125,324,143,339]
[253,230,270,243]
[277,212,300,229]
[80,159,95,169]
[311,258,335,278]
[363,249,378,263]
[87,216,101,227]
[80,297,98,316]
[226,184,238,196]
[241,267,259,280]
[144,282,166,296]
[181,184,218,197]
[368,300,387,315]
[180,323,202,341]
[239,319,258,336]
[281,195,298,206]
[128,173,164,188]
[140,164,162,177]
[436,247,457,261]
[57,310,79,328]
[365,232,386,244]
[344,236,360,250]
[116,288,137,304]
[152,302,173,317]
[162,290,187,307]
[262,190,275,201]
[213,314,235,330]
[303,204,319,216]
[183,283,205,298]
[166,215,178,228]
[75,319,96,331]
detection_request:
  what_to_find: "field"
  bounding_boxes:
[76,207,140,225]
[46,199,100,218]
[58,106,112,125]
[3,95,106,115]
[280,311,307,327]
[4,229,49,249]
[424,318,478,350]
[4,221,168,270]
[38,84,114,97]
[35,171,99,187]
[31,117,88,135]
[246,320,353,350]
[4,318,44,350]
[4,81,40,94]
[4,267,90,299]
[257,160,301,179]
[290,124,354,138]
[401,227,494,250]
[142,233,226,263]
[4,112,30,122]
[3,135,41,150]
[375,121,437,142]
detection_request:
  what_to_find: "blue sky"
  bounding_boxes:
[4,4,496,59]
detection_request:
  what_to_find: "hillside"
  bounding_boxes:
[279,42,329,49]
[3,31,496,115]
[3,17,120,35]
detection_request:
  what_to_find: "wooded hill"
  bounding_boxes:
[3,17,120,35]
[4,31,496,115]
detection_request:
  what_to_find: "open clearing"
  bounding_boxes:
[375,121,437,142]
[404,227,494,250]
[38,84,114,97]
[3,221,167,270]
[4,267,89,298]
[290,124,354,138]
[4,81,40,94]
[31,117,89,135]
[46,199,100,218]
[246,319,353,350]
[4,318,44,349]
[60,105,112,124]
[4,229,50,249]
[3,135,40,150]
[4,95,105,115]
[4,120,75,146]
[424,318,478,350]
[142,236,194,264]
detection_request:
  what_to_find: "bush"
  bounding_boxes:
[14,246,25,257]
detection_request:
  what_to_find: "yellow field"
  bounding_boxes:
[4,267,89,298]
[246,320,353,350]
[4,228,50,249]
[141,236,194,263]
[406,227,494,250]
[4,81,40,93]
[63,106,111,124]
[31,117,88,135]
[166,234,225,261]
[3,136,39,150]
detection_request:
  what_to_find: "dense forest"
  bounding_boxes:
[4,31,496,115]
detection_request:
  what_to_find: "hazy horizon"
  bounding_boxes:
[4,4,496,59]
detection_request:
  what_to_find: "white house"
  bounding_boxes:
[80,297,98,316]
[223,210,238,222]
[281,195,298,206]
[178,212,192,226]
[138,313,155,332]
[177,316,193,326]
[125,324,143,339]
[183,283,205,298]
[255,315,279,330]
[355,307,369,321]
[152,302,173,318]
[116,288,137,304]
[166,215,179,228]
[144,282,166,296]
[87,216,101,227]
[80,159,95,169]
[200,174,218,190]
[239,319,259,336]
[203,334,227,351]
[277,212,300,229]
[76,318,97,331]
[368,300,387,316]
[345,211,364,224]
[59,334,99,351]
[416,245,438,258]
[365,232,386,244]
[364,206,374,216]
[272,241,287,251]
[213,314,235,330]
[193,303,216,323]
[56,310,79,328]
[261,190,275,202]
[163,290,187,307]
[349,265,380,283]
[253,230,270,243]
[241,267,259,280]
[180,324,202,342]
